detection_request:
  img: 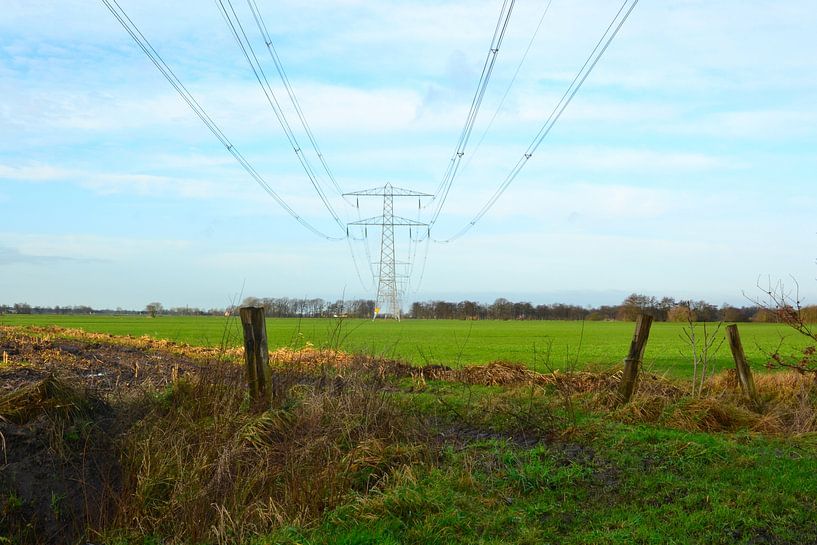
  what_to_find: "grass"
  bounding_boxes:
[3,325,817,544]
[112,370,817,545]
[271,428,817,545]
[2,314,813,377]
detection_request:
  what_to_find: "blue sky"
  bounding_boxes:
[1,0,815,310]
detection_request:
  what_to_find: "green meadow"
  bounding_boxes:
[2,314,809,377]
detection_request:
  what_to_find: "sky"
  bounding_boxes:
[1,0,815,311]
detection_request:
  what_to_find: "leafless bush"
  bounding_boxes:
[753,277,817,374]
[677,301,725,397]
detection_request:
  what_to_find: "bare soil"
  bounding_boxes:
[0,327,209,544]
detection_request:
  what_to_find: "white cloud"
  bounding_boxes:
[0,163,227,199]
[534,147,738,172]
[0,233,190,262]
[677,110,817,140]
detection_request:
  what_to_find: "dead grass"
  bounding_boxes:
[0,375,91,425]
[607,370,817,434]
[110,363,429,544]
[0,324,244,363]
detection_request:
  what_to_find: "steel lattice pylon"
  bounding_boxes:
[345,183,431,320]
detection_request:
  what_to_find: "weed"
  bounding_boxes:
[49,491,64,519]
[3,492,24,513]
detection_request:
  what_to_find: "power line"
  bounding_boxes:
[435,0,639,243]
[215,0,345,230]
[413,235,432,294]
[223,0,382,296]
[459,0,555,176]
[245,0,348,201]
[100,0,343,240]
[345,233,374,291]
[426,0,517,226]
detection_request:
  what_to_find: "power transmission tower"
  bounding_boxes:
[345,184,431,320]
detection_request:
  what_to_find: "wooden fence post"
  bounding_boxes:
[618,313,654,405]
[725,324,760,410]
[240,306,272,410]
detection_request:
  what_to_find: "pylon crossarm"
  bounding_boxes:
[349,215,429,227]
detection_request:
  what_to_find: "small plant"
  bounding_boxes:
[49,491,64,518]
[4,492,24,513]
[534,335,578,427]
[678,301,724,397]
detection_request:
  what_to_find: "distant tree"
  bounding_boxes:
[802,306,817,324]
[241,296,262,308]
[656,297,676,321]
[617,293,657,321]
[458,300,482,320]
[490,298,513,320]
[751,308,777,323]
[720,305,750,322]
[145,302,163,318]
[691,300,719,322]
[667,303,695,323]
[512,301,534,320]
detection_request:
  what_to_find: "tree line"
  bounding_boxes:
[408,293,817,322]
[4,293,815,322]
[235,297,376,319]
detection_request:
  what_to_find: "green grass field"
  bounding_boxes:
[3,314,811,377]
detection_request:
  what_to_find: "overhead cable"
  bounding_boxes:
[459,0,555,175]
[426,0,516,226]
[215,0,345,231]
[100,0,343,240]
[435,0,639,243]
[245,0,349,201]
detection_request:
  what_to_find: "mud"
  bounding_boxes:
[0,328,213,545]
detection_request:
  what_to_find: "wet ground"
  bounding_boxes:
[0,327,213,544]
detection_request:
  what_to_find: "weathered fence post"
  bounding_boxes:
[618,313,654,405]
[240,306,272,410]
[725,324,760,410]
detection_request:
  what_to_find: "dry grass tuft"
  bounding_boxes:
[112,362,429,544]
[660,397,758,432]
[0,375,90,424]
[270,345,355,368]
[426,361,547,386]
[0,324,244,363]
[607,370,817,434]
[610,395,668,424]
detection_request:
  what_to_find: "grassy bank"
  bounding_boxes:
[2,325,817,544]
